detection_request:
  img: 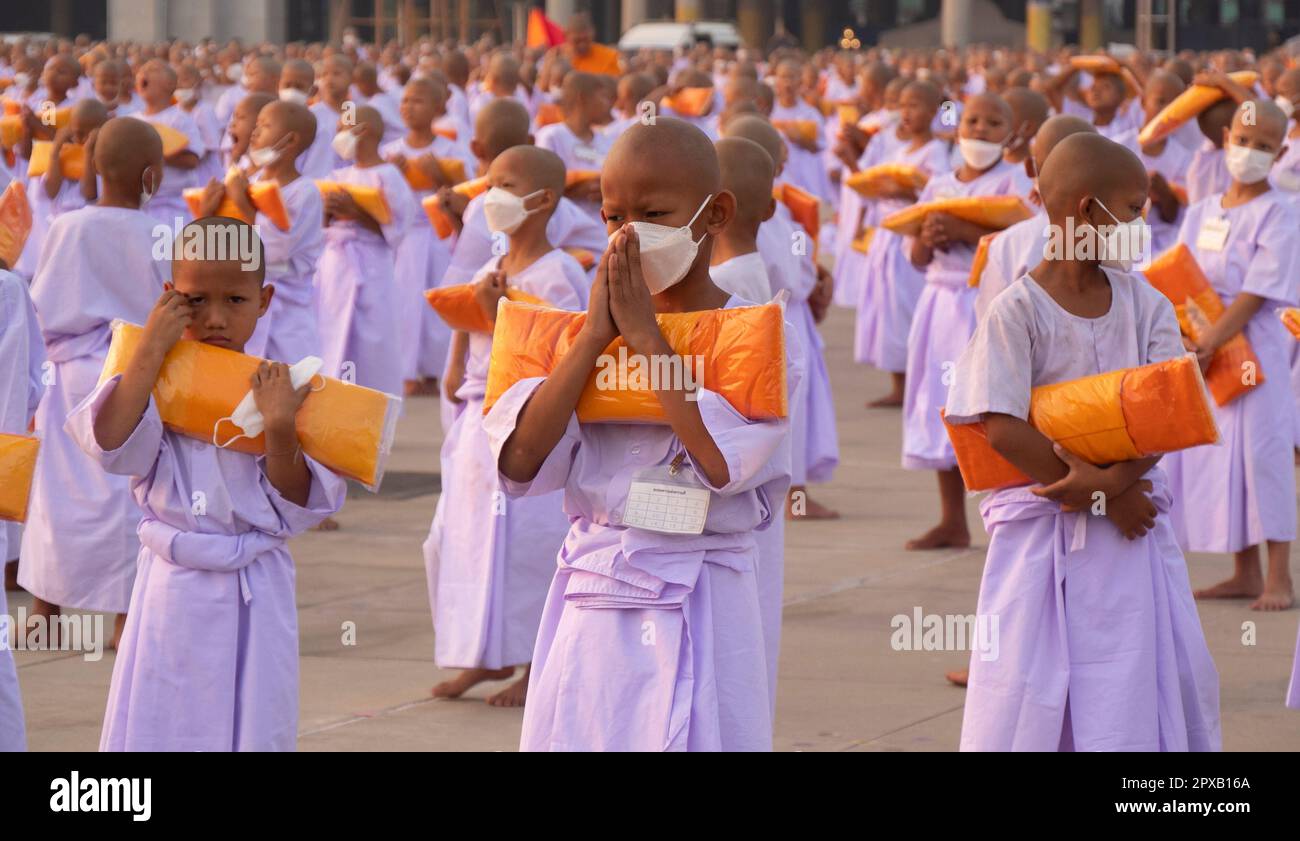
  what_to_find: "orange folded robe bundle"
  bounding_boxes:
[565,169,600,188]
[1143,243,1262,406]
[1138,71,1258,146]
[1280,307,1300,339]
[837,104,861,127]
[183,179,292,231]
[140,119,189,156]
[99,322,402,491]
[775,182,821,241]
[535,102,564,128]
[315,180,392,225]
[0,106,70,148]
[772,119,819,145]
[881,195,1033,237]
[401,156,467,191]
[0,180,32,269]
[0,433,40,523]
[422,175,489,238]
[1070,55,1123,74]
[968,232,999,287]
[944,354,1220,492]
[844,163,929,199]
[424,284,547,334]
[27,140,86,179]
[660,87,714,118]
[483,299,789,423]
[563,247,596,270]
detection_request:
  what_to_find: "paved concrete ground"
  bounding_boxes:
[10,306,1300,751]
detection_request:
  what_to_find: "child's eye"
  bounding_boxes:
[229,296,246,303]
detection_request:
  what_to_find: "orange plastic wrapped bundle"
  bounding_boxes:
[968,232,999,287]
[844,163,929,199]
[660,87,714,118]
[28,140,86,179]
[563,247,596,270]
[0,180,32,269]
[881,195,1033,237]
[0,433,40,523]
[434,125,458,142]
[772,119,819,144]
[141,119,189,156]
[775,183,821,240]
[422,175,489,238]
[1280,308,1300,339]
[944,354,1220,491]
[0,106,70,148]
[1070,55,1123,75]
[565,169,600,188]
[424,284,547,334]
[401,157,466,191]
[837,104,861,127]
[1143,243,1262,406]
[1138,71,1258,146]
[535,102,564,127]
[315,180,392,225]
[183,180,292,231]
[483,299,788,423]
[99,322,401,490]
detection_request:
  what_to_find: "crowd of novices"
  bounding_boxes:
[0,16,1298,751]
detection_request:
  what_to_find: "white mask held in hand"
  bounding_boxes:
[213,356,325,449]
[279,87,309,106]
[627,193,713,294]
[958,136,1005,169]
[1224,142,1276,185]
[332,127,360,160]
[483,187,544,234]
[1088,197,1149,272]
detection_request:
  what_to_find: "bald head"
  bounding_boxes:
[1234,99,1288,146]
[493,144,565,198]
[262,99,316,152]
[721,114,785,170]
[1039,133,1146,222]
[1030,114,1096,170]
[605,117,720,204]
[94,116,163,192]
[353,104,384,136]
[474,97,531,159]
[1003,86,1049,130]
[716,137,775,227]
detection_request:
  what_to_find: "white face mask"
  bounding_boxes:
[483,186,544,234]
[14,72,31,88]
[227,64,243,84]
[1088,197,1149,272]
[279,87,309,106]
[214,357,324,449]
[249,135,292,168]
[958,136,1005,170]
[332,127,360,160]
[140,167,157,208]
[1224,142,1276,185]
[174,87,197,104]
[1275,95,1295,119]
[627,194,712,295]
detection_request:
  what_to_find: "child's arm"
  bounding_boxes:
[79,126,99,202]
[165,149,201,170]
[251,361,312,507]
[1042,65,1081,112]
[324,189,383,234]
[605,227,731,488]
[930,211,999,247]
[1190,292,1265,370]
[443,330,469,405]
[910,214,945,267]
[196,177,226,218]
[1193,71,1252,106]
[43,127,67,200]
[93,289,192,452]
[473,269,507,324]
[498,250,618,483]
[223,169,257,220]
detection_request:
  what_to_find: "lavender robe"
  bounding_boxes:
[20,207,166,613]
[70,376,345,751]
[946,269,1221,751]
[423,250,588,670]
[245,176,325,364]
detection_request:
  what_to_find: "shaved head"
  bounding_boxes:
[1040,133,1146,222]
[1004,86,1049,129]
[604,117,720,206]
[1235,99,1288,145]
[95,116,163,191]
[716,137,775,227]
[494,144,565,197]
[353,104,384,135]
[474,97,531,159]
[721,114,785,170]
[1030,114,1096,170]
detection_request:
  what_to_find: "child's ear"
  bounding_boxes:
[708,190,737,234]
[469,138,484,161]
[1221,124,1230,147]
[163,281,173,292]
[259,283,275,316]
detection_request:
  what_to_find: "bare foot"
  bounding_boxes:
[945,669,969,687]
[109,614,127,651]
[1250,585,1295,611]
[486,666,530,707]
[787,489,840,520]
[404,377,439,397]
[866,393,904,408]
[905,523,971,550]
[1194,574,1263,601]
[431,667,514,699]
[312,516,341,532]
[26,597,59,649]
[4,561,19,592]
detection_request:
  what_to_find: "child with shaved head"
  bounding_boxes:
[770,59,833,202]
[487,117,791,750]
[710,136,775,303]
[903,91,1028,551]
[536,71,613,221]
[1269,66,1300,192]
[175,60,224,186]
[315,104,417,395]
[1185,71,1254,204]
[1166,100,1298,613]
[72,217,345,750]
[300,54,352,177]
[424,145,588,708]
[1114,70,1192,256]
[134,58,205,226]
[945,132,1220,751]
[20,117,169,650]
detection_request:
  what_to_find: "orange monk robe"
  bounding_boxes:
[568,42,622,77]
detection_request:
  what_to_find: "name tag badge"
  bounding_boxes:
[620,453,711,535]
[1196,216,1230,252]
[574,144,601,163]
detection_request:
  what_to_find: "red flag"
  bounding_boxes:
[526,8,565,48]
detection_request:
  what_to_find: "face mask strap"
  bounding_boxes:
[212,416,247,449]
[682,193,713,242]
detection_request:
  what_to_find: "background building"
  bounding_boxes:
[1,1,1296,52]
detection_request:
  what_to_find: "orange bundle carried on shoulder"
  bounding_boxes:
[535,102,564,128]
[944,354,1221,492]
[140,119,189,156]
[565,169,600,188]
[1070,55,1123,75]
[772,119,819,145]
[1138,71,1258,146]
[0,105,70,149]
[775,182,821,241]
[881,195,1032,237]
[0,180,32,269]
[968,232,999,287]
[422,175,489,239]
[424,283,547,334]
[837,104,861,127]
[401,156,466,191]
[0,432,40,523]
[28,140,86,179]
[660,87,714,118]
[1143,243,1262,406]
[483,299,789,423]
[316,180,392,225]
[99,321,401,491]
[183,177,292,231]
[844,163,929,199]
